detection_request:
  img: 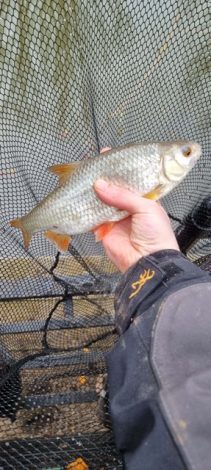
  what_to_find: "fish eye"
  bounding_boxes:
[182,146,192,158]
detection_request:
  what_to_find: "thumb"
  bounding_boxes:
[94,179,157,214]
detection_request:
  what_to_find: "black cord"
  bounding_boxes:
[167,212,184,225]
[69,244,99,280]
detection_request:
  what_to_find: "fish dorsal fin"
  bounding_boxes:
[49,162,80,186]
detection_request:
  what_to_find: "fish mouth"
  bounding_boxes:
[188,142,202,165]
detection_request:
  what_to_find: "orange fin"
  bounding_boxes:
[92,222,114,242]
[49,162,80,186]
[145,184,164,200]
[10,218,32,250]
[44,230,71,252]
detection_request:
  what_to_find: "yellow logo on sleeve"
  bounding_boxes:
[129,269,155,299]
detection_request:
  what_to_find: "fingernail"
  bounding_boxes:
[94,179,110,191]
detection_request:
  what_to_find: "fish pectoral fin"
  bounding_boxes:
[144,184,165,200]
[49,162,80,186]
[92,222,114,242]
[10,218,32,250]
[44,230,71,252]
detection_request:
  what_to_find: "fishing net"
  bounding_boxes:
[0,0,210,468]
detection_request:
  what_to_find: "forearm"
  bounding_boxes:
[107,250,211,470]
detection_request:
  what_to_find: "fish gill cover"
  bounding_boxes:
[0,0,210,468]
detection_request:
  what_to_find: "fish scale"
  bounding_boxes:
[10,141,201,251]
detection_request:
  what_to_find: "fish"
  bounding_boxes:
[10,141,201,252]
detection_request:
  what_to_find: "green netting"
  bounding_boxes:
[0,0,210,468]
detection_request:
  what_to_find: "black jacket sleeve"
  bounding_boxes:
[106,249,211,470]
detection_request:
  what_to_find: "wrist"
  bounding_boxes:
[114,249,209,335]
[139,237,180,260]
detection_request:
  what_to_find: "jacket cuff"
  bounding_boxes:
[114,249,208,335]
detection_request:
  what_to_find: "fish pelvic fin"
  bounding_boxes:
[49,162,80,186]
[44,230,71,252]
[92,222,114,242]
[10,218,32,250]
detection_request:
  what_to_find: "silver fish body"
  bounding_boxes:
[10,141,201,247]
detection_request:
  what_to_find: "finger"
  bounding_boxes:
[94,180,159,215]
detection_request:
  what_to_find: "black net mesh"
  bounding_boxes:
[0,0,210,468]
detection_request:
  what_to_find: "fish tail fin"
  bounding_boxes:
[10,217,32,250]
[44,230,71,252]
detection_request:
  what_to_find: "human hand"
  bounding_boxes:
[94,148,179,272]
